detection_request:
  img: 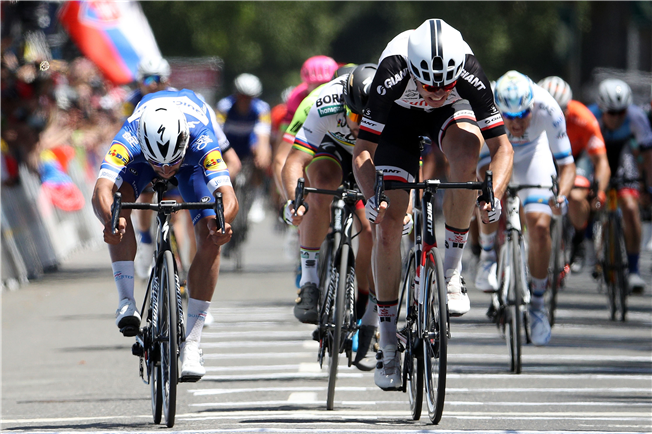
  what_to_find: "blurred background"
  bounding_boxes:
[2,1,651,289]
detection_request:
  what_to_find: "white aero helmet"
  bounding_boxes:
[597,78,632,112]
[234,73,263,97]
[538,76,573,110]
[494,70,534,117]
[137,99,189,166]
[137,56,171,82]
[407,19,466,87]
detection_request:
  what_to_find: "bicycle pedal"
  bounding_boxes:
[120,326,139,337]
[179,375,202,383]
[132,342,144,357]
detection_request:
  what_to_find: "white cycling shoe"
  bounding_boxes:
[528,307,551,346]
[475,259,498,292]
[628,273,645,294]
[446,269,470,316]
[180,340,205,381]
[115,298,141,337]
[374,344,402,391]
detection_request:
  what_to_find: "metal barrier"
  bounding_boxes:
[1,154,103,290]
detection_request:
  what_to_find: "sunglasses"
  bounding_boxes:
[148,156,183,168]
[503,108,531,120]
[346,106,361,124]
[419,80,457,93]
[606,108,627,116]
[142,75,162,86]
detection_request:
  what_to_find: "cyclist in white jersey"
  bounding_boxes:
[281,65,382,368]
[476,70,576,346]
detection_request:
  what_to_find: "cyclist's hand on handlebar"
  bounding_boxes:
[281,200,307,226]
[478,197,502,224]
[402,213,414,235]
[591,190,606,211]
[104,217,127,244]
[365,194,389,224]
[208,218,232,246]
[548,195,568,216]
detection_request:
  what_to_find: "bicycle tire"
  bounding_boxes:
[423,249,447,425]
[150,361,162,424]
[547,217,562,328]
[613,216,628,322]
[604,218,618,321]
[326,243,349,410]
[507,236,523,374]
[317,234,336,370]
[400,249,423,420]
[159,250,178,427]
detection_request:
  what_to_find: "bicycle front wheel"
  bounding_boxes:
[547,217,562,327]
[326,243,349,410]
[507,237,523,374]
[613,216,628,322]
[158,250,179,427]
[423,250,447,425]
[400,249,422,420]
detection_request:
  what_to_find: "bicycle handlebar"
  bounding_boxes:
[110,190,226,233]
[294,177,365,212]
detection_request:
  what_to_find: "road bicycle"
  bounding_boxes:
[380,169,494,424]
[111,178,225,427]
[294,177,366,411]
[593,180,630,321]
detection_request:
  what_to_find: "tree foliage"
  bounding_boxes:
[141,1,588,104]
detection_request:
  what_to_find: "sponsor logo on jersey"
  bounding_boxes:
[377,85,387,95]
[318,105,344,117]
[315,93,342,107]
[383,69,407,89]
[203,150,227,171]
[459,70,487,91]
[106,142,131,167]
[122,131,138,146]
[129,168,138,175]
[200,196,211,203]
[195,134,213,150]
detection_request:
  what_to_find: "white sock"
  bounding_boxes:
[299,246,320,287]
[112,261,135,303]
[360,292,379,326]
[479,230,497,261]
[443,225,469,273]
[377,300,398,348]
[530,276,548,298]
[186,298,210,343]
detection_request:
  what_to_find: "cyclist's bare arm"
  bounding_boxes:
[222,147,242,180]
[92,178,126,244]
[280,147,312,225]
[481,134,513,221]
[353,138,389,223]
[207,184,238,246]
[590,151,611,199]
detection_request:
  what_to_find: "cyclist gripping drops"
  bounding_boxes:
[92,89,239,381]
[352,19,514,391]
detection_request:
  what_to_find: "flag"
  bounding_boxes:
[58,0,160,85]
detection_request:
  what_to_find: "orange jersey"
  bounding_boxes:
[565,99,606,158]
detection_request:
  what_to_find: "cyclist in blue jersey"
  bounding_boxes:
[588,78,652,293]
[92,89,239,381]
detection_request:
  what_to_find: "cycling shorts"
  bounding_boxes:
[374,100,478,182]
[117,163,216,225]
[311,138,354,185]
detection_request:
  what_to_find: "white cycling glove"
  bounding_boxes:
[281,200,295,226]
[549,195,568,215]
[486,197,502,224]
[365,195,389,223]
[402,213,414,236]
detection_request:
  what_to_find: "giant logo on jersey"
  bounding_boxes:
[105,142,131,167]
[202,150,227,171]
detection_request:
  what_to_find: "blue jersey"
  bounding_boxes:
[216,95,271,159]
[99,89,232,195]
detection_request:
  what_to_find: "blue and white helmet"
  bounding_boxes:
[137,99,189,165]
[494,70,534,117]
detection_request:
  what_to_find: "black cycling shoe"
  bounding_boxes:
[353,324,378,371]
[293,283,320,324]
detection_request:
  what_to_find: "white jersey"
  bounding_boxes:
[478,84,574,215]
[293,74,357,156]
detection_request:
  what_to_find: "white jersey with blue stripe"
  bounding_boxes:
[98,89,232,194]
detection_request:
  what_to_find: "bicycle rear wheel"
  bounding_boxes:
[158,250,178,427]
[423,250,447,425]
[507,237,523,374]
[150,361,162,424]
[613,217,628,322]
[326,243,349,410]
[400,249,422,420]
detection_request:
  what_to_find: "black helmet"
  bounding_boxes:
[343,63,377,115]
[332,63,357,80]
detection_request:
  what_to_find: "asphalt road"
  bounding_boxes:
[2,210,651,434]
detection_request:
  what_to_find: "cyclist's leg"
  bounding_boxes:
[294,153,342,324]
[108,163,156,335]
[438,104,485,316]
[134,188,155,279]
